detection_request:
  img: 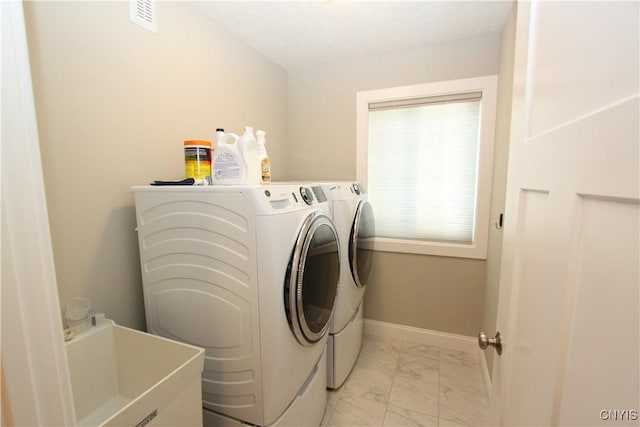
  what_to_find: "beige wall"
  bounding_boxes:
[482,3,518,375]
[287,34,503,335]
[25,1,288,330]
[364,253,487,336]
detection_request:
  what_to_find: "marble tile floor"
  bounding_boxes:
[322,333,489,427]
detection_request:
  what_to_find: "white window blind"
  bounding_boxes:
[367,94,482,244]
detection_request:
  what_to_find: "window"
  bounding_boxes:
[356,76,497,259]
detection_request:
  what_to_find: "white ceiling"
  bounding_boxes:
[193,1,513,70]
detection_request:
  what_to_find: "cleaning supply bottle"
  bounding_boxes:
[256,130,271,184]
[211,128,245,185]
[237,126,260,185]
[184,140,212,183]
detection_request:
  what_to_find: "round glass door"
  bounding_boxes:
[349,200,375,288]
[285,212,340,346]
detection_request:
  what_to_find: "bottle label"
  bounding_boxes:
[213,152,241,180]
[261,158,271,183]
[184,147,211,179]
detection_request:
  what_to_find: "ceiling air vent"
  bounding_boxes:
[129,0,157,33]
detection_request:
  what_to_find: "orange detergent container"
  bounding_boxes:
[184,140,212,181]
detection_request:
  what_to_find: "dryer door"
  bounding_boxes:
[349,200,375,288]
[285,211,340,346]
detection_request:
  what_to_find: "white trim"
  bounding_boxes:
[363,319,477,354]
[1,2,76,425]
[359,237,488,260]
[356,75,498,259]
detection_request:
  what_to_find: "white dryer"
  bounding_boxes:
[319,182,375,389]
[132,184,340,426]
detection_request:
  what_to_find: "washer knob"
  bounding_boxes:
[299,187,314,205]
[352,183,361,195]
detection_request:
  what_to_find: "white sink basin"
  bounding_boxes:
[65,321,204,427]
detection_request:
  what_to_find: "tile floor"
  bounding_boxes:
[322,333,489,426]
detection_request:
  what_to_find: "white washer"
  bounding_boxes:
[313,182,375,389]
[132,184,340,426]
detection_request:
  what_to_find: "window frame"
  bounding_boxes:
[356,75,498,259]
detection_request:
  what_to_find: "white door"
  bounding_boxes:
[488,1,639,426]
[2,1,76,424]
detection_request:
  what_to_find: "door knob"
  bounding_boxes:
[478,331,502,355]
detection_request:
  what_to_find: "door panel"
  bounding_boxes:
[557,197,639,425]
[528,2,639,138]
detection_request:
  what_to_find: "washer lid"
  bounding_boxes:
[349,200,375,288]
[285,211,340,346]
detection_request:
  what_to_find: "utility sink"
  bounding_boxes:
[65,320,204,427]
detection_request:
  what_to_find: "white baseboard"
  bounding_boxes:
[363,319,477,353]
[364,319,493,396]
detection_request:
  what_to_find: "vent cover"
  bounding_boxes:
[129,0,157,33]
